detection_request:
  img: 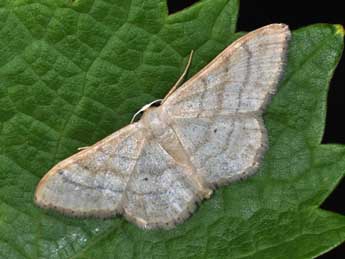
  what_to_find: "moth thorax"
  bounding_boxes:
[142,107,169,138]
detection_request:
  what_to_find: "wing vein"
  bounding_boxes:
[118,136,147,212]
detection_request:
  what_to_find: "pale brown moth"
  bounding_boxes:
[35,24,291,229]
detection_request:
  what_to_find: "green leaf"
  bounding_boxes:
[0,0,344,258]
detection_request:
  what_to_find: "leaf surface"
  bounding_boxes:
[0,0,344,258]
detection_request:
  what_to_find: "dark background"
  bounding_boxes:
[167,1,345,258]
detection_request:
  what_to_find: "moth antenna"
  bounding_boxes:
[130,50,194,124]
[77,146,89,151]
[162,50,194,103]
[130,99,163,123]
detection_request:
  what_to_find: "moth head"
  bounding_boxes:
[141,106,169,138]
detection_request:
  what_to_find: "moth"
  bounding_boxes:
[35,24,291,229]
